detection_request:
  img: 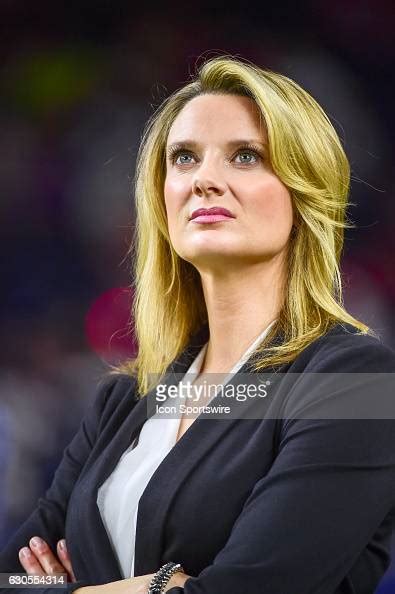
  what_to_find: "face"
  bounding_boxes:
[164,93,294,273]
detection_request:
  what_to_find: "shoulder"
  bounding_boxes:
[279,324,395,420]
[95,372,138,404]
[88,373,139,431]
[291,323,395,373]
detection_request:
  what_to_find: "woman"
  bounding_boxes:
[1,55,395,594]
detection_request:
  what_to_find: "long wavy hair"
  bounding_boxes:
[116,55,371,396]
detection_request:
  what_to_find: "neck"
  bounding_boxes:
[198,258,285,374]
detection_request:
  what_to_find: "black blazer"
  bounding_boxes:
[1,323,395,594]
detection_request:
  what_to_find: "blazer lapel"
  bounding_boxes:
[77,391,149,582]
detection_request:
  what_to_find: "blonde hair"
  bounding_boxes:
[116,55,371,395]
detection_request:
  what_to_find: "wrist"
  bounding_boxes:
[148,563,187,593]
[164,571,189,591]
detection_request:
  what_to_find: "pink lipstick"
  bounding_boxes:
[190,207,235,224]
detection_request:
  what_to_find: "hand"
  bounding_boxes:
[19,537,76,582]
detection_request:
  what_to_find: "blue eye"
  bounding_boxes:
[234,150,259,165]
[175,152,194,165]
[169,150,195,165]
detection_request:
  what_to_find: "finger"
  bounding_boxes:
[29,537,65,575]
[18,547,45,575]
[57,540,76,582]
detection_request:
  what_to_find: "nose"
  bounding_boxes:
[191,162,227,198]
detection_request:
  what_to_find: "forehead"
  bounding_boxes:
[167,93,265,144]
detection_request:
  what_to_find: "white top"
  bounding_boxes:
[97,320,276,578]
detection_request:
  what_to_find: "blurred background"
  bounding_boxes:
[1,1,394,591]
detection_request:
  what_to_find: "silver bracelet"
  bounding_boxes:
[147,562,184,594]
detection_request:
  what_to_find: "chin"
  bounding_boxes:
[184,235,239,254]
[179,248,242,269]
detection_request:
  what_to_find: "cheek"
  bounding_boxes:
[164,177,187,225]
[163,177,189,251]
[246,177,293,231]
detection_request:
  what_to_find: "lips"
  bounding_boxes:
[190,207,235,220]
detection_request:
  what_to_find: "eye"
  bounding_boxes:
[170,150,196,166]
[233,149,260,165]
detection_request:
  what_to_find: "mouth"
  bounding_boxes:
[189,207,236,224]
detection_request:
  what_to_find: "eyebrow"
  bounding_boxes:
[166,139,267,157]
